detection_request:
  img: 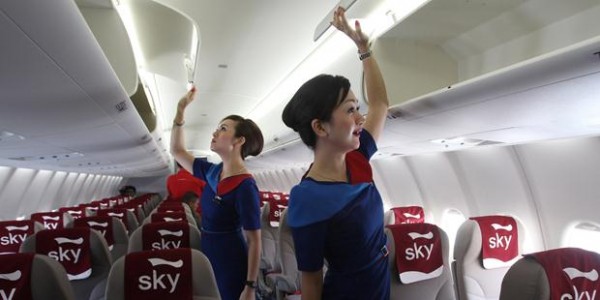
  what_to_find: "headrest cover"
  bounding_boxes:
[528,248,600,300]
[0,220,35,254]
[157,206,185,213]
[97,208,130,231]
[30,212,64,230]
[74,216,115,250]
[158,202,185,208]
[268,199,289,227]
[124,249,193,300]
[142,222,190,251]
[388,223,443,284]
[151,212,187,223]
[35,228,92,280]
[59,207,86,220]
[0,253,34,300]
[471,215,518,269]
[391,206,425,224]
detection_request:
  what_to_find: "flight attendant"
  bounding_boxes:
[281,7,390,299]
[171,87,263,300]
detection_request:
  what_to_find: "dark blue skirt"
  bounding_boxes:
[323,257,390,300]
[201,229,248,300]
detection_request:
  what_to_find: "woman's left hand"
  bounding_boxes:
[331,6,369,51]
[239,286,256,300]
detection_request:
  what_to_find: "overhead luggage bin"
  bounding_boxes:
[375,0,600,108]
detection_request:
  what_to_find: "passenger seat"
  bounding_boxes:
[0,220,44,254]
[146,211,196,227]
[128,221,201,253]
[500,247,600,300]
[385,223,455,299]
[73,216,129,262]
[267,208,302,300]
[96,208,139,234]
[105,248,220,299]
[0,253,75,300]
[20,227,112,300]
[385,206,425,225]
[30,211,74,230]
[453,215,523,300]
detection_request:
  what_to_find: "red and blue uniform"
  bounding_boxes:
[288,130,390,299]
[193,159,261,300]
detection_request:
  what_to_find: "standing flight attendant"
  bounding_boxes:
[282,7,390,299]
[171,87,263,300]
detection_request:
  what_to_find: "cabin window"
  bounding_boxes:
[563,222,600,254]
[440,208,466,258]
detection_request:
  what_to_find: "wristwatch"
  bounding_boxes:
[245,280,257,289]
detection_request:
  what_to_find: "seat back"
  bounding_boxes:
[278,208,300,290]
[453,215,524,300]
[146,212,196,227]
[74,216,129,262]
[153,202,196,227]
[20,227,112,300]
[0,253,75,300]
[500,247,600,300]
[119,204,146,224]
[385,223,455,300]
[260,201,280,271]
[0,220,44,254]
[96,208,139,234]
[105,248,220,299]
[128,221,201,253]
[58,207,88,220]
[30,212,74,230]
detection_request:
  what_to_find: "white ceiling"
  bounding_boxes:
[1,0,600,177]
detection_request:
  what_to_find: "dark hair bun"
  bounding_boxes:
[282,74,350,148]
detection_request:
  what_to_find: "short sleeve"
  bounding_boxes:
[192,158,213,181]
[291,221,327,272]
[234,179,261,230]
[358,129,377,160]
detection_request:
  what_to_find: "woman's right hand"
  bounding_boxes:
[331,6,369,52]
[177,86,197,111]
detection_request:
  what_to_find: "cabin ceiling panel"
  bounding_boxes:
[34,124,139,153]
[0,12,113,137]
[0,140,69,159]
[1,0,169,176]
[1,0,132,117]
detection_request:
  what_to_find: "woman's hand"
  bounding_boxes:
[331,6,369,52]
[239,286,255,300]
[177,86,197,111]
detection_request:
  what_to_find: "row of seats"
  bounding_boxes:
[0,248,218,300]
[0,194,221,299]
[256,203,600,300]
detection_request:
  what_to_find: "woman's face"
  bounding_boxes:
[210,119,240,155]
[323,90,365,152]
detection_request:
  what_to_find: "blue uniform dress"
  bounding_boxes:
[193,159,261,300]
[288,130,390,299]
